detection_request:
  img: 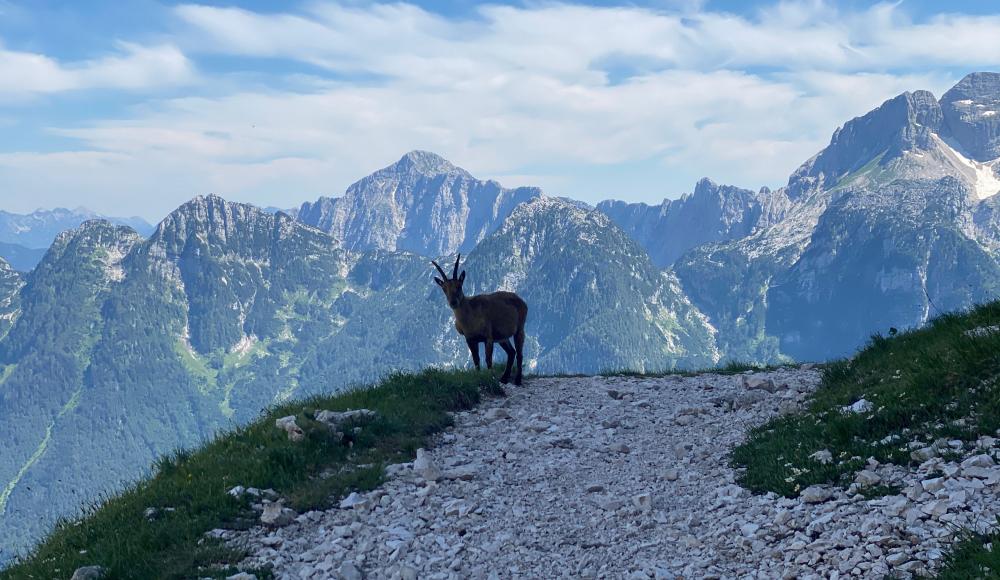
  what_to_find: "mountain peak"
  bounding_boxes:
[785,89,946,197]
[392,150,470,178]
[168,193,267,219]
[940,71,1000,162]
[694,177,719,193]
[951,71,1000,90]
[54,219,140,246]
[299,151,539,256]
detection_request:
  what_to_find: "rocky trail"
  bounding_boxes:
[222,369,1000,579]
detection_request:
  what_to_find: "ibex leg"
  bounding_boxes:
[498,339,515,383]
[513,329,525,386]
[466,338,481,369]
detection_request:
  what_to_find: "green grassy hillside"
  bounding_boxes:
[732,300,1000,577]
[2,369,501,580]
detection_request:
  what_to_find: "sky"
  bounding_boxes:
[0,0,998,221]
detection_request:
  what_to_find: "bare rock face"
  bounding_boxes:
[941,72,1000,162]
[598,178,791,268]
[296,151,541,256]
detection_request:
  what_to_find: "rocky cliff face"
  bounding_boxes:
[765,178,1000,361]
[297,151,541,256]
[598,178,791,267]
[465,197,719,372]
[0,259,21,342]
[675,72,1000,362]
[940,72,1000,162]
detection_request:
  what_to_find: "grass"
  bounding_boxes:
[936,528,1000,579]
[2,368,502,580]
[728,301,1000,576]
[857,484,902,500]
[732,301,1000,498]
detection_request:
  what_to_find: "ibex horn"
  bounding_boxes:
[431,260,448,279]
[453,253,461,278]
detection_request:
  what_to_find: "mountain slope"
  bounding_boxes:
[0,192,721,559]
[454,197,719,372]
[296,196,721,388]
[0,259,21,342]
[675,72,1000,362]
[297,151,541,256]
[0,222,143,561]
[0,200,355,560]
[598,178,791,267]
[0,208,154,249]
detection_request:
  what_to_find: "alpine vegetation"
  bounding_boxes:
[433,254,528,385]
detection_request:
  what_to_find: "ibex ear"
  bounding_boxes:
[458,271,466,284]
[433,276,444,287]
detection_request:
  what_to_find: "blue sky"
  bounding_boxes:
[0,0,998,220]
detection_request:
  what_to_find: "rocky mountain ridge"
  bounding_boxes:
[671,72,1000,361]
[296,151,541,257]
[0,207,153,250]
[597,178,792,268]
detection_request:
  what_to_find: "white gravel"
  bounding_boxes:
[222,369,1000,579]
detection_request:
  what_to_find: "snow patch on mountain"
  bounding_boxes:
[934,134,1000,199]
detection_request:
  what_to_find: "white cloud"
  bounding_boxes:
[2,1,998,217]
[0,41,195,98]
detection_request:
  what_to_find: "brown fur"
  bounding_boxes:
[433,254,528,385]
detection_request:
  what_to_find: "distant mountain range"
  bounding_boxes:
[670,72,1000,362]
[0,208,154,271]
[2,71,1000,563]
[0,243,46,272]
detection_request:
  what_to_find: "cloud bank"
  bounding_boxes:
[0,1,995,219]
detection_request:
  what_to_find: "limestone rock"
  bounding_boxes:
[855,470,881,487]
[260,501,297,527]
[275,415,305,442]
[743,376,778,393]
[841,399,873,414]
[339,561,363,580]
[339,492,369,511]
[413,448,442,482]
[71,567,106,580]
[800,485,833,504]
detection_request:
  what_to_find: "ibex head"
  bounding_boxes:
[432,254,466,309]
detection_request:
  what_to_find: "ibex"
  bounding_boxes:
[433,254,528,385]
